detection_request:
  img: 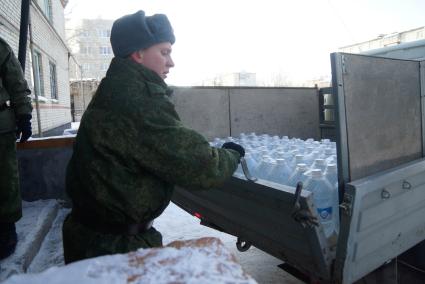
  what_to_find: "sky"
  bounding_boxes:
[64,0,425,86]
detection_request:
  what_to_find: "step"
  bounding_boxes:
[0,200,60,281]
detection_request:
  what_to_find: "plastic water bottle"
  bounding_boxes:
[268,158,291,185]
[311,158,327,172]
[324,163,339,234]
[305,150,320,167]
[324,163,338,189]
[244,152,258,175]
[291,155,305,169]
[288,163,308,187]
[304,169,336,238]
[255,156,274,180]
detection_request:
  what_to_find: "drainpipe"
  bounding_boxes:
[18,0,30,70]
[28,13,43,137]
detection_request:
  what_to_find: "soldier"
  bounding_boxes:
[62,10,245,263]
[0,36,33,260]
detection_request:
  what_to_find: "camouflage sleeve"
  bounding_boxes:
[130,94,240,190]
[0,39,32,116]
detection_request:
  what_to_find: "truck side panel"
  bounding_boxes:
[331,53,425,283]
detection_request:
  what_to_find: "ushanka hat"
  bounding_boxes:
[110,10,175,58]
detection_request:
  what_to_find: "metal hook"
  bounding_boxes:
[240,157,258,182]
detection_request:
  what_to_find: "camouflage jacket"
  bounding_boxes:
[0,37,32,134]
[66,57,240,225]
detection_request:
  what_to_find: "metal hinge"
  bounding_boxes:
[339,193,353,216]
[342,55,347,74]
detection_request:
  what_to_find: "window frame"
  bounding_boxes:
[33,50,45,98]
[49,61,58,100]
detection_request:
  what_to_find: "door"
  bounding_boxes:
[331,53,425,283]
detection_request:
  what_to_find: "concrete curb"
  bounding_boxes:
[0,200,59,281]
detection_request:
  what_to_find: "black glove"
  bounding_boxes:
[16,114,32,142]
[222,142,245,158]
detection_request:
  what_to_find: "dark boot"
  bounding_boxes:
[0,222,18,260]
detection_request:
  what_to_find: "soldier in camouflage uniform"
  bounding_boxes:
[62,10,245,264]
[0,36,33,260]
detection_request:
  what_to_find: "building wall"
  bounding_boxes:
[68,18,114,80]
[0,0,71,135]
[339,26,425,54]
[70,85,320,140]
[171,87,320,140]
[70,79,98,121]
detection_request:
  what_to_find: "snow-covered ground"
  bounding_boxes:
[0,201,302,284]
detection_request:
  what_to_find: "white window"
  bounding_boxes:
[43,0,52,22]
[99,46,112,55]
[80,46,92,55]
[49,61,58,100]
[98,29,111,37]
[32,51,45,97]
[82,63,90,71]
[101,62,109,71]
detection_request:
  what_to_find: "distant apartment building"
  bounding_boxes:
[0,0,72,136]
[339,26,425,54]
[66,18,113,120]
[67,18,114,80]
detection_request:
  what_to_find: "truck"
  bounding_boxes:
[172,51,425,283]
[14,51,425,283]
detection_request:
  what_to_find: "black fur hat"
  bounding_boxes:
[110,10,175,58]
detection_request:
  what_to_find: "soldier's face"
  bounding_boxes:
[138,42,174,79]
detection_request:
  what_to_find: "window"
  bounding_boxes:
[49,62,58,100]
[100,62,109,71]
[99,46,112,55]
[80,45,92,55]
[32,51,45,97]
[82,63,90,71]
[98,29,111,37]
[81,30,90,37]
[43,0,53,22]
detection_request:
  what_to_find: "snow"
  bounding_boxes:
[27,208,70,273]
[6,238,258,284]
[0,200,59,281]
[1,201,302,284]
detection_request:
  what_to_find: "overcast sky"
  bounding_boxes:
[65,0,425,86]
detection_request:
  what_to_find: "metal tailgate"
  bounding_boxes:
[173,177,334,281]
[331,53,425,283]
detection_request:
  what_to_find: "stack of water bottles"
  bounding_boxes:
[210,133,339,238]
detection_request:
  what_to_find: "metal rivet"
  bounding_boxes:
[381,189,391,199]
[402,180,412,190]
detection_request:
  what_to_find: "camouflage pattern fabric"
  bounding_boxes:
[62,214,162,264]
[0,132,21,222]
[0,36,32,134]
[64,57,240,263]
[0,37,32,222]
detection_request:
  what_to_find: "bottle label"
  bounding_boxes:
[317,207,332,221]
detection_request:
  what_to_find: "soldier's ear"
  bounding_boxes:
[130,50,144,64]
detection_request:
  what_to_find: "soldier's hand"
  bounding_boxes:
[16,114,32,142]
[222,142,245,158]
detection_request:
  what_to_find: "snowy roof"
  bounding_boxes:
[5,237,257,284]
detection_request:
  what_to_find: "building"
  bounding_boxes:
[67,18,114,80]
[0,0,72,136]
[339,26,425,54]
[69,79,98,122]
